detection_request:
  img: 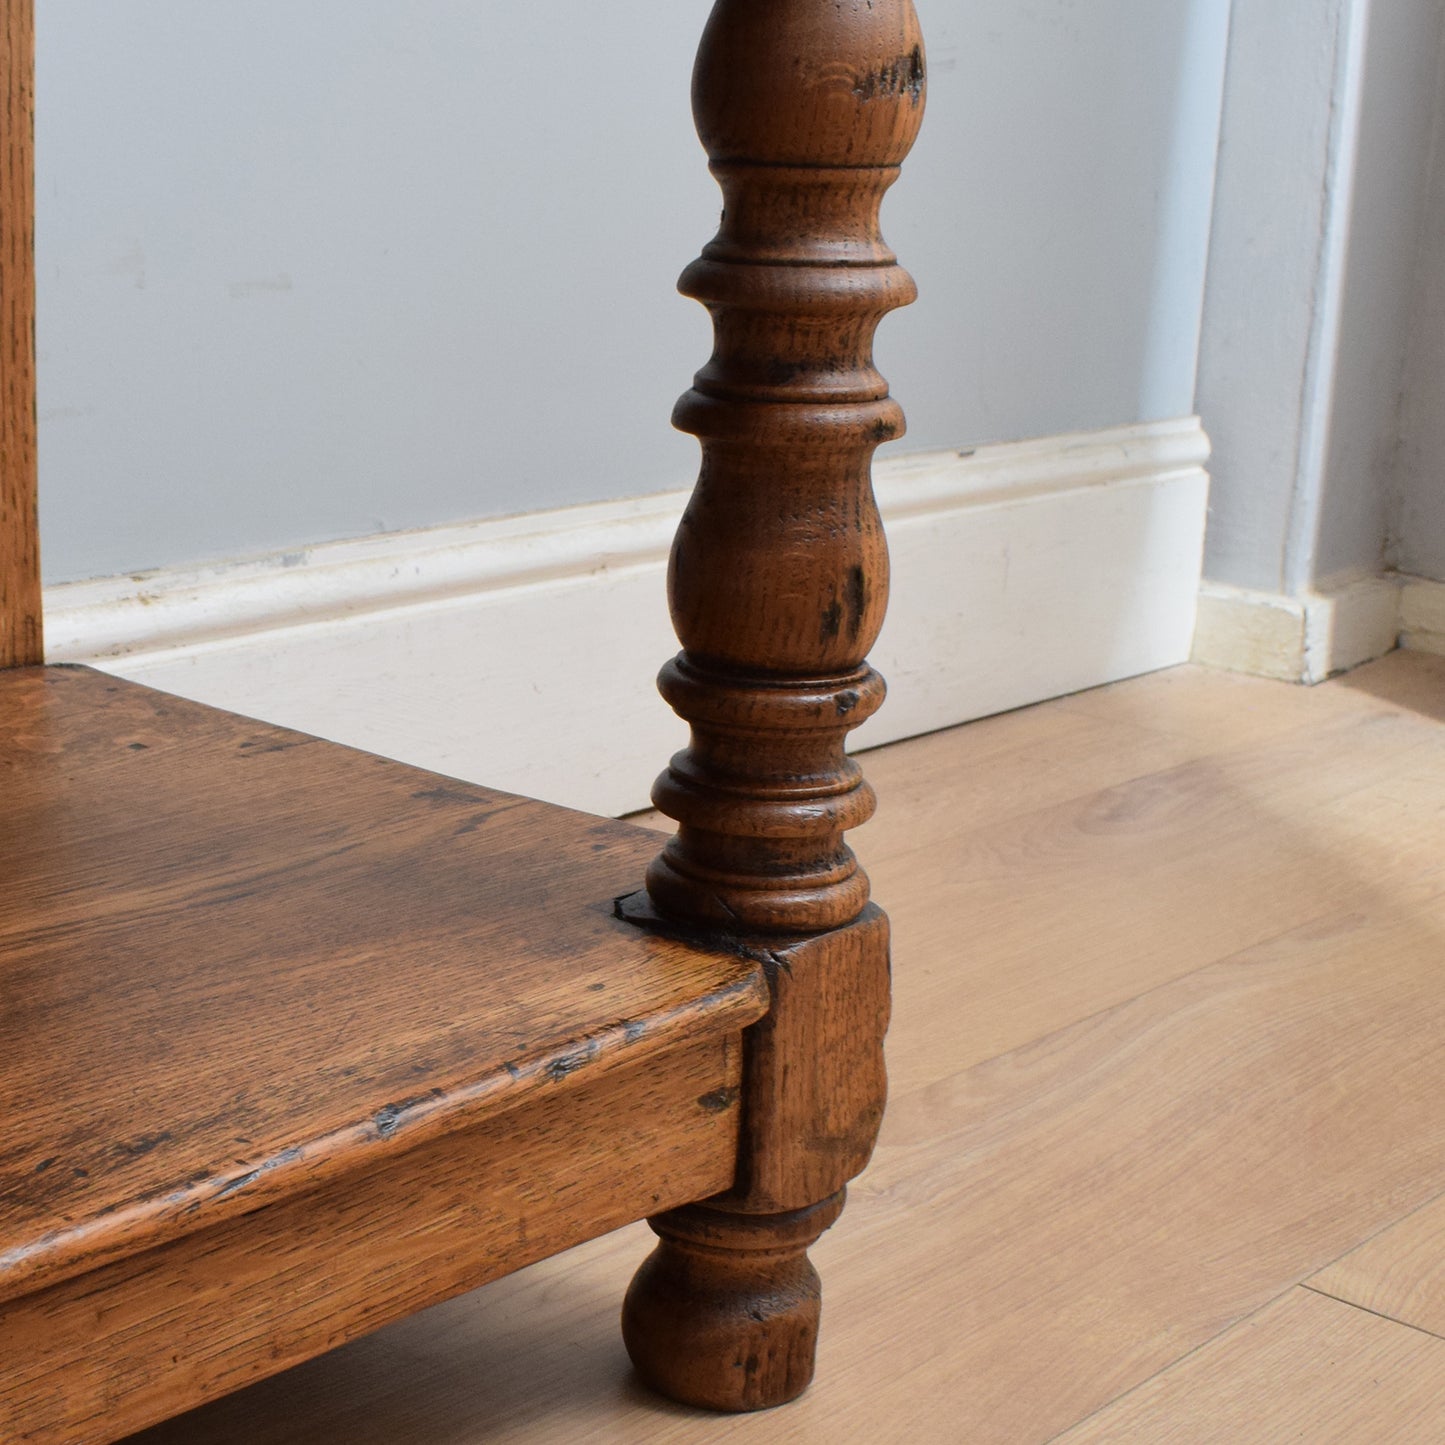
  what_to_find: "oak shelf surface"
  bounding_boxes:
[0,665,768,1308]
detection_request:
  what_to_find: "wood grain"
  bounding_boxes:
[1,664,769,1439]
[865,681,1445,1098]
[1055,1288,1445,1443]
[119,654,1445,1444]
[1,0,41,667]
[1312,1191,1445,1340]
[5,1035,744,1445]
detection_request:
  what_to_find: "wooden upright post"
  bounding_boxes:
[1,0,40,668]
[622,0,925,1411]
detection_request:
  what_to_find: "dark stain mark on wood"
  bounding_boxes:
[545,1044,598,1082]
[908,44,925,102]
[371,1104,406,1140]
[852,47,925,104]
[114,1132,173,1159]
[412,784,483,806]
[766,358,809,386]
[612,890,792,997]
[210,1145,306,1203]
[236,738,309,756]
[696,1086,738,1114]
[370,1095,441,1140]
[763,950,794,982]
[33,1157,55,1174]
[845,565,867,639]
[820,599,843,641]
[214,1170,260,1201]
[836,689,859,716]
[453,809,502,836]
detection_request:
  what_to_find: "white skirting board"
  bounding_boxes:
[1400,576,1445,656]
[1192,572,1445,685]
[1190,575,1403,685]
[45,416,1212,817]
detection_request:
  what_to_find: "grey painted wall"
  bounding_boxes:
[1394,23,1445,582]
[1319,0,1443,586]
[1196,0,1362,595]
[1198,0,1445,595]
[37,0,1231,583]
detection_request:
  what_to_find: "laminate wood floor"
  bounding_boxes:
[126,651,1445,1443]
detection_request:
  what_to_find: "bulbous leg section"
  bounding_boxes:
[621,1193,846,1412]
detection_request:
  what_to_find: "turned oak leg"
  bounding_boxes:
[622,0,925,1412]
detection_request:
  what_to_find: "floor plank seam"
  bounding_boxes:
[1038,1192,1445,1445]
[1298,1283,1445,1346]
[1305,1180,1445,1282]
[1037,1286,1300,1445]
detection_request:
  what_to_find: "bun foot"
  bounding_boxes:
[621,1193,845,1412]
